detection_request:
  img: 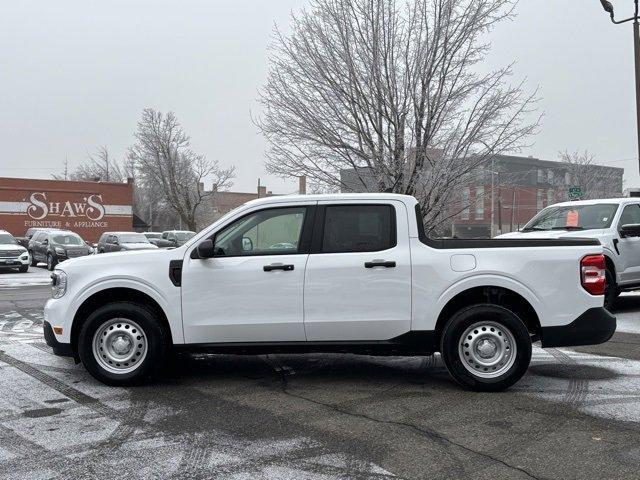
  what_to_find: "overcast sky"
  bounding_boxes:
[1,0,639,193]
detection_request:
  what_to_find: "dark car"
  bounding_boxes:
[161,230,196,247]
[15,227,56,249]
[143,231,175,248]
[97,232,158,253]
[28,230,91,270]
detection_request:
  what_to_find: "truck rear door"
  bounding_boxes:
[304,201,412,341]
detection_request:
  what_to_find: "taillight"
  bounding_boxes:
[581,255,606,296]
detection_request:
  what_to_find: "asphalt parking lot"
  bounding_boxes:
[1,279,640,479]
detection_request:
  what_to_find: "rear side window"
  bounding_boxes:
[321,205,395,253]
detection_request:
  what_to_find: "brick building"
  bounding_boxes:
[341,154,624,238]
[0,177,134,242]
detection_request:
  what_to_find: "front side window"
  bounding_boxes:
[321,205,394,253]
[618,204,640,229]
[214,207,306,256]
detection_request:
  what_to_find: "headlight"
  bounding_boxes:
[55,247,65,255]
[20,252,29,259]
[51,271,67,299]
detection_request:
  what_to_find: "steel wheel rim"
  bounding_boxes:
[92,318,148,374]
[458,321,517,379]
[47,256,52,269]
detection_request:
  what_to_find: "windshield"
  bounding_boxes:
[51,234,84,246]
[523,204,618,231]
[120,233,149,243]
[176,232,195,241]
[0,234,17,245]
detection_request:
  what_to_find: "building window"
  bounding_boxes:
[537,169,545,183]
[537,189,544,211]
[475,186,484,220]
[461,187,470,220]
[547,189,554,206]
[565,172,571,186]
[547,169,554,183]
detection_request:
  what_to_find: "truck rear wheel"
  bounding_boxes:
[440,304,532,392]
[78,302,169,386]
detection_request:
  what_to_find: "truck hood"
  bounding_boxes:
[496,229,604,239]
[0,244,26,253]
[56,247,181,272]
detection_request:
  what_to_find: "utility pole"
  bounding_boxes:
[599,0,640,173]
[510,188,516,232]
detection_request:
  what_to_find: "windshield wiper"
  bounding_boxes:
[520,226,546,232]
[551,226,584,231]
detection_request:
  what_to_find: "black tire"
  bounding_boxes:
[46,253,57,271]
[604,269,618,311]
[77,301,169,386]
[29,251,37,267]
[440,304,532,392]
[18,265,28,273]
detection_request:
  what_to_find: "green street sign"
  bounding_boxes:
[568,187,583,200]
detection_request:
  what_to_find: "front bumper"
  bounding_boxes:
[541,307,616,348]
[0,255,30,269]
[43,320,74,357]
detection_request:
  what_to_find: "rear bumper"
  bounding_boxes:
[541,307,616,348]
[43,321,74,357]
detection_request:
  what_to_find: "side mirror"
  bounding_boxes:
[42,239,48,245]
[242,237,253,252]
[170,238,178,245]
[620,224,640,238]
[196,239,216,258]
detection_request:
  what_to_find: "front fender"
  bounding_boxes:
[67,277,183,344]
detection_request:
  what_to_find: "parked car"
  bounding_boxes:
[161,230,196,247]
[143,232,175,248]
[29,230,91,270]
[497,197,640,309]
[15,227,55,249]
[0,230,30,273]
[44,193,615,390]
[97,232,158,253]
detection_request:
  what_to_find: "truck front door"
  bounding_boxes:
[181,204,315,343]
[303,201,412,341]
[617,202,640,285]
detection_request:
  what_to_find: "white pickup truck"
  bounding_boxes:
[498,197,640,308]
[44,194,615,391]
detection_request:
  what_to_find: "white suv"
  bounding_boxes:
[498,198,640,308]
[0,230,30,273]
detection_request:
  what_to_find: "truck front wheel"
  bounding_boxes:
[78,302,169,386]
[440,304,532,392]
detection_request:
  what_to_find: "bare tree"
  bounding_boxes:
[53,146,130,182]
[559,150,623,199]
[128,108,235,231]
[257,0,539,232]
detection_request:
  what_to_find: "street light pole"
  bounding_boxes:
[600,0,640,174]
